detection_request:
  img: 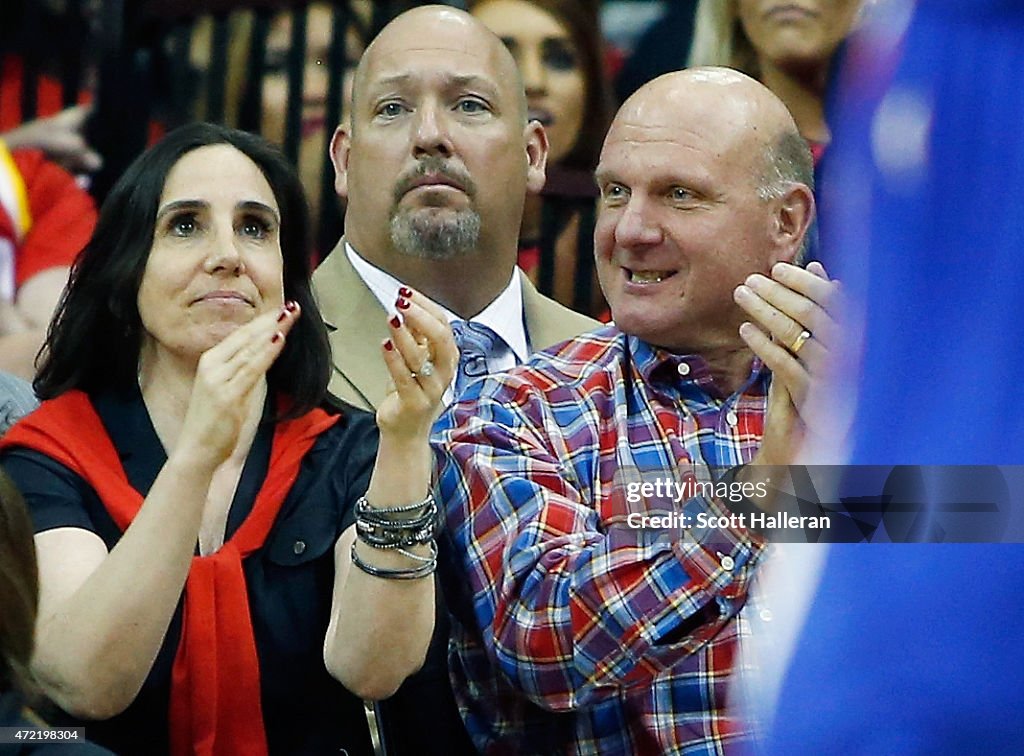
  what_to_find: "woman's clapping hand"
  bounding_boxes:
[178,302,299,465]
[377,288,458,442]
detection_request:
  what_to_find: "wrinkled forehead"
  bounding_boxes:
[600,114,738,165]
[600,83,771,170]
[363,42,505,89]
[360,10,514,89]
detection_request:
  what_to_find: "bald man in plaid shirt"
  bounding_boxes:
[433,68,841,755]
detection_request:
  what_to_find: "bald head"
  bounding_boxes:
[329,3,550,316]
[611,67,813,205]
[593,66,816,353]
[351,5,527,126]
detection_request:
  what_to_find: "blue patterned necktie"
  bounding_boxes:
[451,320,499,396]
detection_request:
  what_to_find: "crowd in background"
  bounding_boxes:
[2,1,1022,754]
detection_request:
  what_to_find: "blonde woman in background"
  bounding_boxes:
[688,0,861,160]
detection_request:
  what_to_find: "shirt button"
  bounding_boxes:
[726,411,738,427]
[759,608,774,622]
[293,540,306,555]
[721,555,735,571]
[677,362,691,376]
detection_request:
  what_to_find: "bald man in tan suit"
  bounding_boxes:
[312,6,597,754]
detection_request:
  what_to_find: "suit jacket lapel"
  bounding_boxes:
[312,238,390,411]
[313,248,600,409]
[520,271,600,352]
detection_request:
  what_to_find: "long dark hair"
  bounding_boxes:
[0,469,38,698]
[538,0,612,173]
[34,122,331,418]
[477,0,611,173]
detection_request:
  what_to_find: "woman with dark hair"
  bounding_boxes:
[0,122,455,755]
[470,0,612,315]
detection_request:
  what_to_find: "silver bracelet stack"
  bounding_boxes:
[351,493,440,580]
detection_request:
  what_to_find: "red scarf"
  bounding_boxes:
[0,390,339,755]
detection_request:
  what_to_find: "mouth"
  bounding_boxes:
[193,291,254,306]
[625,268,678,285]
[406,174,465,194]
[765,4,817,22]
[528,107,554,126]
[394,159,476,203]
[301,114,326,139]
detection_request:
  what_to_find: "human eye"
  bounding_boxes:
[600,183,628,204]
[375,100,407,119]
[670,186,693,202]
[167,212,199,237]
[239,214,275,240]
[456,97,489,115]
[543,38,579,72]
[263,48,287,76]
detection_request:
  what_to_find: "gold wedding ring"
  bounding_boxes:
[789,329,812,355]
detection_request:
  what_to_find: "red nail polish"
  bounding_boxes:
[389,314,401,329]
[277,310,288,323]
[398,286,413,299]
[285,300,299,312]
[271,332,283,344]
[383,339,394,351]
[396,297,410,310]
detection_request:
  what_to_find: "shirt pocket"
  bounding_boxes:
[265,503,340,567]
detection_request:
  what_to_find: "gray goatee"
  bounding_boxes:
[389,206,481,260]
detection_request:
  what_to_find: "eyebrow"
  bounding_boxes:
[156,199,279,222]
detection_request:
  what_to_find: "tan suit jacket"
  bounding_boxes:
[312,239,600,410]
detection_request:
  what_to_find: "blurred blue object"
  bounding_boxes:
[766,1,1024,752]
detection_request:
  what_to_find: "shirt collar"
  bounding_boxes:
[628,334,769,400]
[345,241,529,362]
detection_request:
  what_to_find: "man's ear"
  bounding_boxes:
[524,120,549,195]
[771,183,816,264]
[329,124,352,200]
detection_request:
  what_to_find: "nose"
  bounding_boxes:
[614,200,663,249]
[203,224,246,276]
[520,47,547,95]
[412,99,454,158]
[303,57,327,106]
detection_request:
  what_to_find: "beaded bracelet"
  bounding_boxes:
[355,497,440,549]
[350,541,437,580]
[356,498,437,528]
[356,493,436,517]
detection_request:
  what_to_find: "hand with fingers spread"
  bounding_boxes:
[734,260,843,465]
[377,287,459,442]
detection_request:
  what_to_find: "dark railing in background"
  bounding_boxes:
[3,0,605,316]
[538,166,600,315]
[88,1,382,252]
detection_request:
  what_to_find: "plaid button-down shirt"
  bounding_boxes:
[433,326,770,755]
